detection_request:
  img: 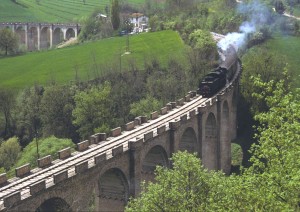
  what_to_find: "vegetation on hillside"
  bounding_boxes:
[1,2,299,207]
[0,30,185,89]
[0,136,75,177]
[127,72,300,211]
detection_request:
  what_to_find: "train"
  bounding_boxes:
[199,45,239,98]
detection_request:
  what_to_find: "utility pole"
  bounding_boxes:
[124,19,130,52]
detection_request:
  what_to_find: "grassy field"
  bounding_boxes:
[0,0,148,23]
[0,30,186,90]
[264,35,300,87]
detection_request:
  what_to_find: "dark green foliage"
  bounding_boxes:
[146,57,190,103]
[231,143,243,166]
[0,89,15,139]
[275,0,285,14]
[103,69,147,124]
[241,47,290,115]
[0,137,21,171]
[0,28,18,56]
[15,85,44,147]
[40,85,78,141]
[186,30,218,87]
[126,152,219,211]
[130,95,162,118]
[72,82,113,139]
[127,86,300,211]
[111,0,120,30]
[79,9,113,42]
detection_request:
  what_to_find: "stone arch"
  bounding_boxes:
[142,145,168,182]
[143,145,168,172]
[179,127,197,153]
[202,112,218,170]
[36,197,71,212]
[15,26,26,45]
[53,27,63,46]
[40,27,51,49]
[28,26,38,51]
[66,28,75,40]
[220,101,231,173]
[98,168,129,211]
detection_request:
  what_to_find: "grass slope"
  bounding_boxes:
[0,30,186,90]
[265,35,300,87]
[0,0,147,23]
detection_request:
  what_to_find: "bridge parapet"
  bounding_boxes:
[0,60,242,211]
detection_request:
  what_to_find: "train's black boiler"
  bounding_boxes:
[199,45,239,98]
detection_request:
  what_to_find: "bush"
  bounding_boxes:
[0,137,21,171]
[231,143,243,166]
[14,136,75,169]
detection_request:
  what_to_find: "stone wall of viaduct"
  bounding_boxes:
[0,23,80,51]
[0,61,241,212]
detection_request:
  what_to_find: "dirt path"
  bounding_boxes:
[57,37,78,49]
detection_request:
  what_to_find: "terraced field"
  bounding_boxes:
[0,0,148,23]
[0,30,186,90]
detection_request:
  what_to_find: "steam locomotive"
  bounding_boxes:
[199,45,239,97]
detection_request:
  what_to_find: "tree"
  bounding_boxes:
[72,82,112,139]
[188,29,217,58]
[129,95,162,118]
[165,0,196,13]
[127,70,300,211]
[126,152,217,211]
[79,9,113,41]
[15,85,43,147]
[40,85,77,140]
[0,28,18,56]
[187,29,218,85]
[0,137,21,171]
[275,0,285,14]
[241,47,289,115]
[111,0,120,30]
[79,10,102,41]
[0,89,15,139]
[245,72,300,210]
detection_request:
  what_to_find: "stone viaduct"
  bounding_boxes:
[0,22,80,51]
[0,59,241,211]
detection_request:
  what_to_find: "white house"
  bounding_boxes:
[129,13,149,33]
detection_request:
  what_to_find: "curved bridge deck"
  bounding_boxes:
[0,58,242,212]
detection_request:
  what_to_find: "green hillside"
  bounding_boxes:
[0,30,186,90]
[264,35,300,87]
[0,0,147,23]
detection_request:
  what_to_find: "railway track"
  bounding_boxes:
[0,93,210,210]
[0,55,241,211]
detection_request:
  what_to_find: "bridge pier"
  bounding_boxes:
[129,139,143,196]
[0,63,241,211]
[0,23,80,51]
[37,25,40,51]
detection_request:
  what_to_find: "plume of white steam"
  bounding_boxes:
[218,0,271,52]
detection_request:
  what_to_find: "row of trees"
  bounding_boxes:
[126,68,300,211]
[0,30,217,145]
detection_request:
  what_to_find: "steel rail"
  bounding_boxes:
[0,59,241,209]
[0,95,208,200]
